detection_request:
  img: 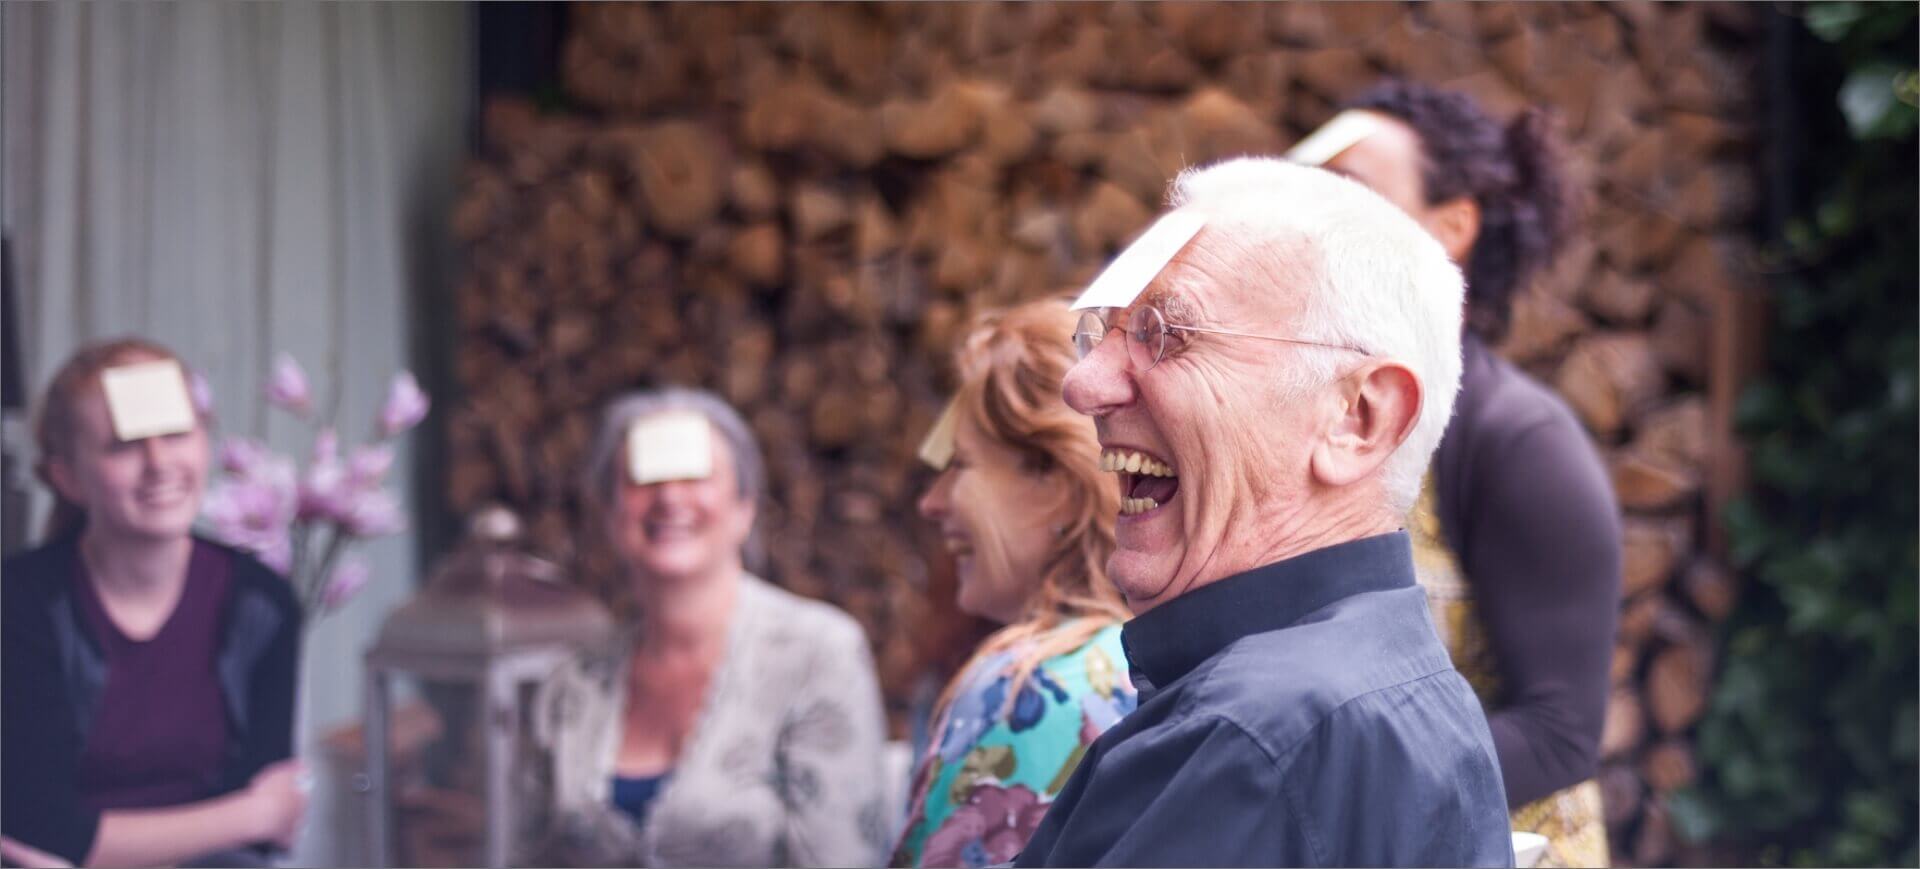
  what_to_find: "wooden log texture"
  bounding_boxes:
[443,5,1761,863]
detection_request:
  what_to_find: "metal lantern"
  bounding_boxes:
[363,506,614,868]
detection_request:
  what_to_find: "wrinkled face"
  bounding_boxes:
[1061,234,1341,613]
[607,420,755,586]
[917,412,1065,624]
[48,384,210,542]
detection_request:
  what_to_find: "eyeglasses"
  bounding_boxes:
[1072,305,1364,373]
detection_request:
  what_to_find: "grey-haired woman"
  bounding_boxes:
[537,387,889,867]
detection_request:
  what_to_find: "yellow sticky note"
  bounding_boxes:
[1285,109,1387,167]
[917,399,959,471]
[1069,210,1208,311]
[627,411,713,485]
[99,360,196,442]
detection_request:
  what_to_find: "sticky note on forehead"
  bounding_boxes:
[99,360,197,442]
[627,411,714,485]
[1285,109,1387,166]
[1069,210,1208,311]
[917,399,959,471]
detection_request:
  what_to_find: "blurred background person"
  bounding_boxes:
[2,338,306,867]
[893,299,1136,868]
[1306,79,1623,867]
[538,387,889,867]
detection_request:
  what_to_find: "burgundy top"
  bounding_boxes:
[70,541,235,812]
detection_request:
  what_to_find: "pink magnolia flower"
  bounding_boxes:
[202,464,298,573]
[298,428,353,523]
[188,371,215,416]
[321,557,371,611]
[311,427,339,465]
[220,437,272,478]
[378,371,429,438]
[346,443,395,489]
[340,488,406,537]
[266,353,312,416]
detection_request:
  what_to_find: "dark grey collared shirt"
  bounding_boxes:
[1014,532,1514,868]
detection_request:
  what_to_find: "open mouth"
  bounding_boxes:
[1101,448,1179,516]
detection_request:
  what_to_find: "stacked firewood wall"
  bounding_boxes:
[447,3,1761,864]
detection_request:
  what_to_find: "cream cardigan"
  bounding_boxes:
[534,574,889,867]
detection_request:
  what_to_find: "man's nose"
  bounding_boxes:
[1061,333,1136,418]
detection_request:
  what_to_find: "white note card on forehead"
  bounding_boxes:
[1285,109,1386,167]
[627,411,714,485]
[100,360,196,442]
[917,399,959,471]
[1069,210,1208,311]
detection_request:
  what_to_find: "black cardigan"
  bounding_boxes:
[1,534,302,864]
[1433,334,1623,807]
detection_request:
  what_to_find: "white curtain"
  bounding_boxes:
[3,4,470,863]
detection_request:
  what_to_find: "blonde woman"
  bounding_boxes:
[893,299,1135,868]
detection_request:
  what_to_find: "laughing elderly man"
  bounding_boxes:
[1013,158,1512,868]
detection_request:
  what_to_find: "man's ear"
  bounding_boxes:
[1427,196,1481,264]
[1310,362,1423,489]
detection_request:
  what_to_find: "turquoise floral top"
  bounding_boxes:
[892,622,1137,868]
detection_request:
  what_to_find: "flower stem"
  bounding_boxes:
[302,525,351,625]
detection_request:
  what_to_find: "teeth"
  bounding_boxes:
[1100,449,1175,478]
[1120,496,1160,516]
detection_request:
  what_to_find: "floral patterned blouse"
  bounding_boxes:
[892,622,1136,868]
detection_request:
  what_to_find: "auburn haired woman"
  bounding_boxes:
[893,298,1136,869]
[2,338,305,868]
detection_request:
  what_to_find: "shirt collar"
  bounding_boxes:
[1120,531,1417,692]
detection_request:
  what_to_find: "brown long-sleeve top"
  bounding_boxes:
[1433,335,1624,807]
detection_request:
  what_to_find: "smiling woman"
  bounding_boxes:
[2,338,306,868]
[536,386,889,868]
[895,299,1136,869]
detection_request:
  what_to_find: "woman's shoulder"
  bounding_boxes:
[0,536,79,629]
[740,573,868,647]
[1453,337,1592,455]
[1,535,78,590]
[974,619,1131,698]
[1040,621,1130,687]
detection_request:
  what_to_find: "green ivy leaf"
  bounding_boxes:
[1805,2,1866,42]
[1840,64,1920,140]
[1669,789,1722,843]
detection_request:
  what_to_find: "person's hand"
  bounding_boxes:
[242,759,310,849]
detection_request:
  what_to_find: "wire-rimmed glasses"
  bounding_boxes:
[1072,305,1364,372]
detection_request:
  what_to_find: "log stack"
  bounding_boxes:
[447,3,1762,863]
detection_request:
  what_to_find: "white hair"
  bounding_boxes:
[1167,156,1464,516]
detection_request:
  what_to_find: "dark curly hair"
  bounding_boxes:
[1343,79,1575,343]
